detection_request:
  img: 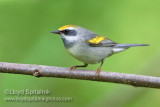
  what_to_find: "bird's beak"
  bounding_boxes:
[50,30,60,34]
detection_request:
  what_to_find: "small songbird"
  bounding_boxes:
[51,25,148,75]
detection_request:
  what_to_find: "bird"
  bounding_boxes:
[51,25,148,75]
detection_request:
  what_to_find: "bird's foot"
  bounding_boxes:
[70,66,77,71]
[96,67,101,76]
[70,64,88,71]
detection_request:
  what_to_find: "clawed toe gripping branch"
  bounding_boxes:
[0,62,160,89]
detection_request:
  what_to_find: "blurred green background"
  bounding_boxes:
[0,0,160,107]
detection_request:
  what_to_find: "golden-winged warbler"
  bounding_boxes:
[51,25,148,75]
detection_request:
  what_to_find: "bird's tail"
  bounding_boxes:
[114,44,149,48]
[112,44,149,53]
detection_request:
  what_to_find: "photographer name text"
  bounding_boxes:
[4,89,51,96]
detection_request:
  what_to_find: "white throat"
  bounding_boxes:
[61,35,79,42]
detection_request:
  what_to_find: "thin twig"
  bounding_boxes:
[0,62,160,89]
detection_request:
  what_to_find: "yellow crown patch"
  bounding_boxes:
[58,25,77,30]
[88,36,105,44]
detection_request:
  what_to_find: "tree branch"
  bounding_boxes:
[0,62,160,89]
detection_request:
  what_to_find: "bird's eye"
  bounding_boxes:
[61,29,77,36]
[63,29,69,33]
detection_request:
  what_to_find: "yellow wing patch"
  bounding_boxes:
[88,36,105,44]
[58,25,77,30]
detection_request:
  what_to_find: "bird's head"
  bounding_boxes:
[51,25,98,49]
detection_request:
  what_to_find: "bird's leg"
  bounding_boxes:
[96,60,104,76]
[70,63,88,71]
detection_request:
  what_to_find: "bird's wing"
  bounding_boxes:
[86,36,117,47]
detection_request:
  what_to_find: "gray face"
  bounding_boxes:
[59,28,79,49]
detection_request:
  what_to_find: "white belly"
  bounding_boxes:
[67,44,113,64]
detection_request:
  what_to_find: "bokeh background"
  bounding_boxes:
[0,0,160,107]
